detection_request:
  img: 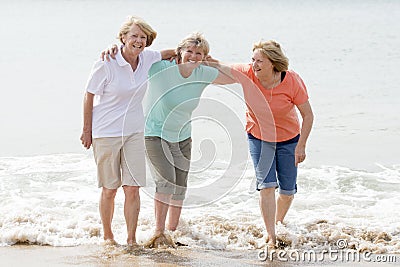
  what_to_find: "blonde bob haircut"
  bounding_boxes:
[176,32,210,61]
[118,16,157,47]
[253,40,289,72]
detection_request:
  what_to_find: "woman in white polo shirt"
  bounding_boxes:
[80,16,174,247]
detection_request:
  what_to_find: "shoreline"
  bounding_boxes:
[0,244,398,267]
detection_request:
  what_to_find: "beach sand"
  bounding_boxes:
[0,245,398,267]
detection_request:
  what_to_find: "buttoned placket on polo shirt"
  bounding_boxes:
[129,53,144,84]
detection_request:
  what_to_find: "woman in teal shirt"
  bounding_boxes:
[144,32,234,247]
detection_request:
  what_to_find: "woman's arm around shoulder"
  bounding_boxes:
[204,55,237,85]
[99,44,176,62]
[160,49,176,60]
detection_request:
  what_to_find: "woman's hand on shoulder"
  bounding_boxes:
[161,49,177,62]
[203,55,219,66]
[100,44,119,61]
[204,56,236,85]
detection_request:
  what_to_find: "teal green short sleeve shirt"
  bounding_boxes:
[144,60,219,142]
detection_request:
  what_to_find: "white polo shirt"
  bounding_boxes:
[85,49,161,138]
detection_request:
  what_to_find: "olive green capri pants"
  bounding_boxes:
[145,136,192,200]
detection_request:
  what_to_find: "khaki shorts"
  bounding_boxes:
[92,133,146,189]
[145,136,192,200]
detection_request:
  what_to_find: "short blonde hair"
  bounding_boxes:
[118,16,157,47]
[176,32,210,61]
[253,40,289,72]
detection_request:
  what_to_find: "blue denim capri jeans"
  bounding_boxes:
[248,133,299,195]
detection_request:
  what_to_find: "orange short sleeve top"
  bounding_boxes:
[232,63,309,142]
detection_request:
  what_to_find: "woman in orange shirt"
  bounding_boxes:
[226,40,314,248]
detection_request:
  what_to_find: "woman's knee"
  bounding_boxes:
[279,193,294,201]
[123,186,140,199]
[102,188,117,199]
[259,187,276,198]
[260,187,275,193]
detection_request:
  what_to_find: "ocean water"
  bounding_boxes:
[1,0,399,256]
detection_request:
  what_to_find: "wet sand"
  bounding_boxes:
[0,245,398,267]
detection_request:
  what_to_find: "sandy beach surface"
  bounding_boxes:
[0,245,398,267]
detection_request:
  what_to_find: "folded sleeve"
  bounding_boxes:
[84,60,109,95]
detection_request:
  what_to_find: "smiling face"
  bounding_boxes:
[180,44,206,66]
[252,49,275,79]
[122,24,147,55]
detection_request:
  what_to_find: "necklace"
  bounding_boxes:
[265,72,280,103]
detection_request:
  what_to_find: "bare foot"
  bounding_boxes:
[102,239,119,247]
[144,233,176,248]
[127,240,137,246]
[265,236,276,250]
